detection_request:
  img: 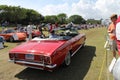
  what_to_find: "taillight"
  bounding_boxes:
[9,53,18,59]
[9,53,15,59]
[44,56,51,64]
[14,54,18,58]
[39,55,44,62]
[39,55,51,64]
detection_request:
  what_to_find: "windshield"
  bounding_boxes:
[4,29,16,33]
[32,28,79,41]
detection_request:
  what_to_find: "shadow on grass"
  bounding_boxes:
[0,44,8,50]
[1,41,25,49]
[9,40,26,44]
[15,45,96,80]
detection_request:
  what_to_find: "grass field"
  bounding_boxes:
[0,27,116,80]
[79,27,114,80]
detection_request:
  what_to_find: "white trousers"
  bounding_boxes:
[113,57,120,80]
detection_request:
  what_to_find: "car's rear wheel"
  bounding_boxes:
[9,37,14,42]
[63,51,71,67]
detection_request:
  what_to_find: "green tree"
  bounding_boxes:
[0,5,44,25]
[0,5,9,23]
[44,15,58,24]
[9,6,27,24]
[86,19,101,24]
[57,13,67,24]
[24,9,43,24]
[68,15,85,24]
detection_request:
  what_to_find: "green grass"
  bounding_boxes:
[0,26,2,31]
[0,27,116,80]
[79,27,114,80]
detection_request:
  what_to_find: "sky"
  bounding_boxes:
[0,0,120,20]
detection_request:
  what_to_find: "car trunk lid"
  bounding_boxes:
[10,40,66,56]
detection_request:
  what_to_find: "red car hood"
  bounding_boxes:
[10,40,66,56]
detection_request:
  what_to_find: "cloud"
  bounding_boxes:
[94,0,120,19]
[1,0,120,20]
[39,3,70,16]
[70,0,120,19]
[71,0,96,19]
[39,0,120,20]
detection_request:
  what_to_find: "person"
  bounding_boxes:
[55,22,58,29]
[27,22,33,40]
[38,24,45,38]
[112,15,120,80]
[49,23,53,32]
[116,15,120,56]
[38,23,43,34]
[108,14,118,57]
[1,22,5,31]
[49,30,58,38]
[0,36,5,49]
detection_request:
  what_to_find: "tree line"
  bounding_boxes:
[0,5,101,26]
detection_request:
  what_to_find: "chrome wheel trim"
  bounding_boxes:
[65,52,71,66]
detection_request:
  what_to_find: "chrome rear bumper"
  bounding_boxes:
[9,60,57,69]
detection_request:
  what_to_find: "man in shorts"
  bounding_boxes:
[108,14,118,57]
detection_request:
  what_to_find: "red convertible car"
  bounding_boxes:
[9,28,86,71]
[0,29,27,42]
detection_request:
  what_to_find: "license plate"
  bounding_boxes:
[25,54,34,60]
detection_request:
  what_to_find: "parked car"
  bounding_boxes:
[24,29,41,38]
[0,36,5,49]
[31,30,41,38]
[9,28,86,71]
[18,27,41,38]
[0,36,5,44]
[0,29,27,42]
